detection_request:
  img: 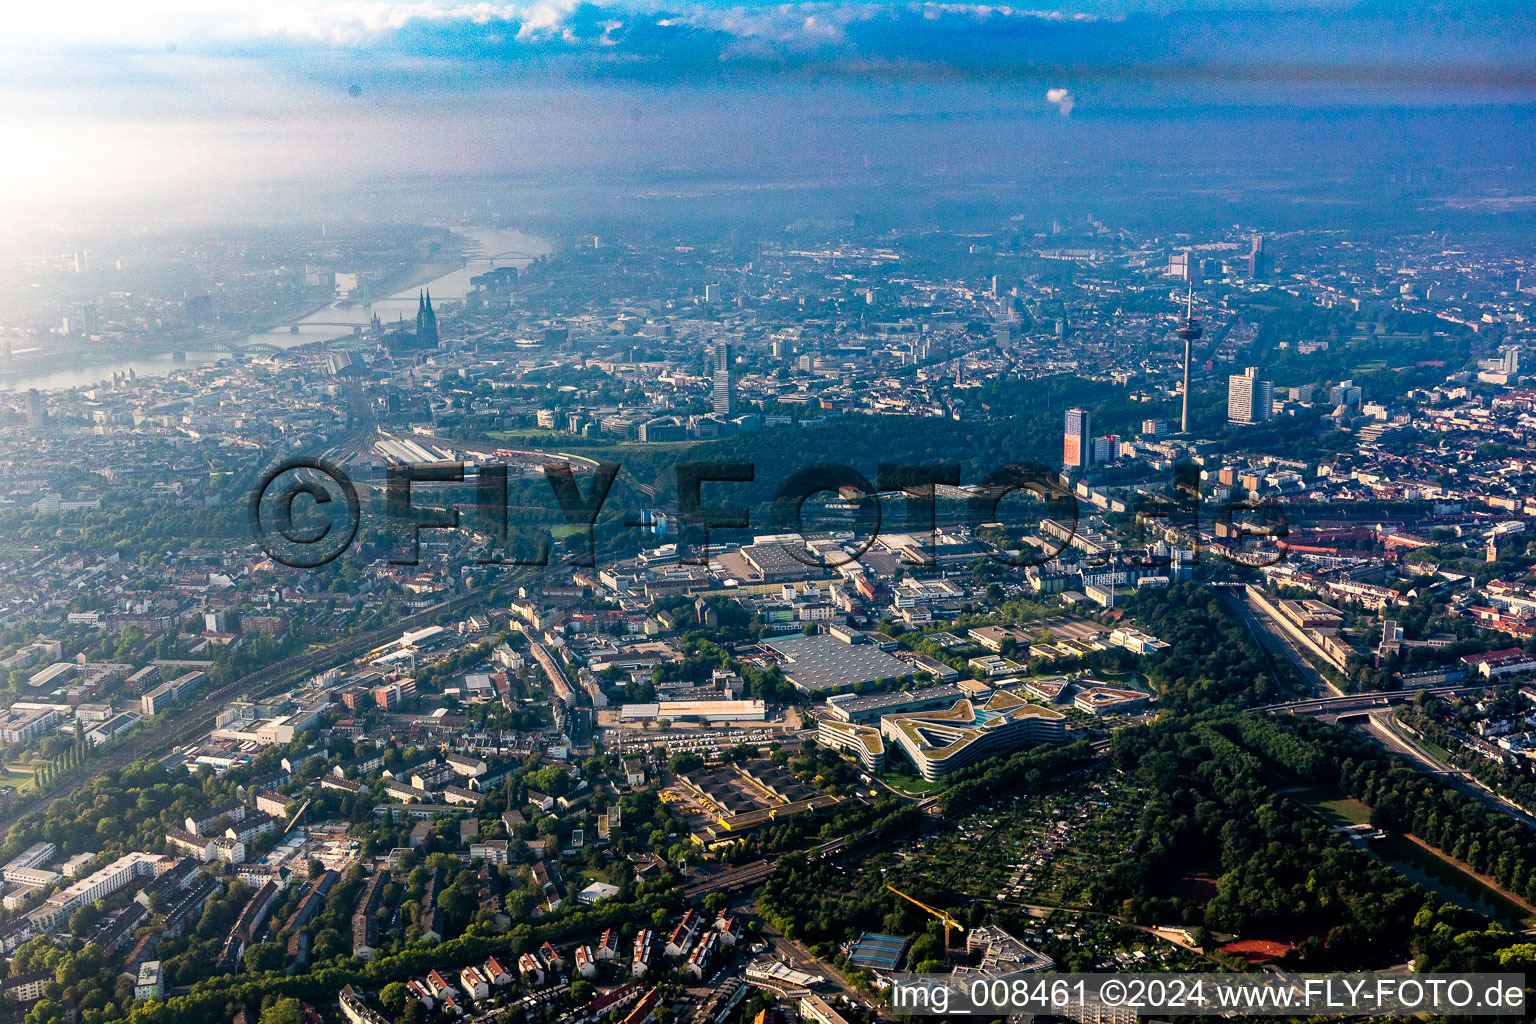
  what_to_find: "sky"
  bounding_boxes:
[2,2,1534,228]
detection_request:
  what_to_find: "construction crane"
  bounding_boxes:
[886,884,964,950]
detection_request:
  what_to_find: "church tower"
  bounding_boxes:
[416,290,438,347]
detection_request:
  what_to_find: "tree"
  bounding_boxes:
[259,997,304,1024]
[243,942,286,974]
[504,890,533,921]
[437,879,479,922]
[26,999,65,1024]
[570,979,596,1004]
[668,752,702,774]
[380,982,409,1016]
[67,903,103,935]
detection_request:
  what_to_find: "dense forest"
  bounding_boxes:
[1118,584,1290,710]
[1097,712,1536,973]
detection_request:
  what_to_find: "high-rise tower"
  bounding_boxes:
[1063,408,1090,470]
[1247,234,1266,278]
[712,342,735,416]
[1177,282,1202,433]
[24,390,45,431]
[1228,366,1273,424]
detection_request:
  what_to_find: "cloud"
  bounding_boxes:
[5,2,1536,93]
[2,1,1534,229]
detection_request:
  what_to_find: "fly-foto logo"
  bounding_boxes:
[249,456,1288,570]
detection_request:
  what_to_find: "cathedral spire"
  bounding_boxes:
[416,287,439,347]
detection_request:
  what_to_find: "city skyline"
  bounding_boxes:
[2,5,1536,1024]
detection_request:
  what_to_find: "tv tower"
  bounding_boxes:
[1177,281,1202,434]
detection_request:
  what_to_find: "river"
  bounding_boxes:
[1,226,548,392]
[1367,834,1530,926]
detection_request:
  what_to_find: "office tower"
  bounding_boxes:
[1477,345,1521,383]
[1291,384,1315,404]
[1054,317,1066,338]
[990,275,1001,299]
[1328,379,1362,407]
[1169,249,1198,282]
[1063,408,1090,469]
[80,303,99,336]
[1247,234,1266,278]
[712,342,735,416]
[1176,282,1201,433]
[1141,419,1168,438]
[1091,435,1118,463]
[1228,367,1272,424]
[705,283,719,303]
[1227,369,1252,423]
[24,391,44,430]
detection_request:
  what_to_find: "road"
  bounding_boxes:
[1229,589,1536,835]
[1268,685,1485,718]
[1363,710,1536,832]
[1223,589,1338,699]
[0,578,517,833]
[755,915,885,1018]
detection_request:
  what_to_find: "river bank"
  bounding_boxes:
[1,226,550,392]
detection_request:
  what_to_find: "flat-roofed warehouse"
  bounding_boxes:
[763,630,911,693]
[739,542,817,583]
[618,700,766,722]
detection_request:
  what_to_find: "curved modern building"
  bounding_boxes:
[816,718,886,772]
[879,692,1067,781]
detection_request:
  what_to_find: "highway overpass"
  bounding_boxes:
[1263,684,1485,722]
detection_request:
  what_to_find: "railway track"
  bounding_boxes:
[0,580,517,832]
[682,859,775,898]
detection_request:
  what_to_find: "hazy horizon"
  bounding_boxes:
[3,1,1535,237]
